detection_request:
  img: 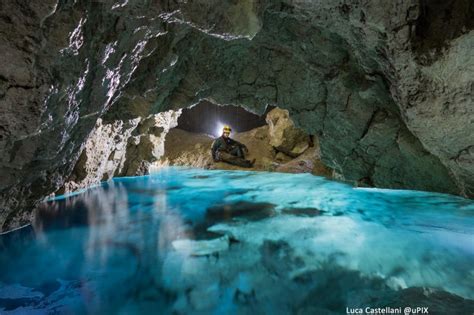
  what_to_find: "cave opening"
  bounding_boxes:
[159,103,329,175]
[176,100,271,137]
[161,101,277,170]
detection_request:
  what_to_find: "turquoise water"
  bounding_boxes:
[1,167,473,314]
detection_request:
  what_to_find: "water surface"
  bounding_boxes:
[1,167,473,314]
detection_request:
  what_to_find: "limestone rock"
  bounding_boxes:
[120,109,181,176]
[275,152,292,163]
[266,108,310,157]
[276,147,331,177]
[62,109,180,193]
[157,128,215,169]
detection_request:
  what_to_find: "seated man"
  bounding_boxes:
[211,125,255,168]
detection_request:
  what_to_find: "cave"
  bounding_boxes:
[0,1,473,314]
[176,101,269,136]
[160,102,323,172]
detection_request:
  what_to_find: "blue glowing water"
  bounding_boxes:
[1,167,473,314]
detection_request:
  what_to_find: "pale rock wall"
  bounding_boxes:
[62,109,181,193]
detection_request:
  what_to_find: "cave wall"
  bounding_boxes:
[61,109,181,194]
[0,0,473,231]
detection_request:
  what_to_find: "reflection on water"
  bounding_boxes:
[1,167,473,314]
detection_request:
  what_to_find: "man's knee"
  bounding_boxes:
[234,147,245,158]
[228,147,239,157]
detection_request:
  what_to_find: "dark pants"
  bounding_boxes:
[229,146,245,158]
[218,146,251,167]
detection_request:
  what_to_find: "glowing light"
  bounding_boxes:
[214,122,224,137]
[213,121,233,137]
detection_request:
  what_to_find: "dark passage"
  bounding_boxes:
[413,0,474,58]
[177,101,271,136]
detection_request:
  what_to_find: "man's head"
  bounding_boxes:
[222,125,232,138]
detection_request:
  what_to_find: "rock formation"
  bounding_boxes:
[159,126,279,171]
[61,109,180,193]
[158,108,331,176]
[0,0,473,231]
[266,108,310,157]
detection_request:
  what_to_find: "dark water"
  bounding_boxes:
[1,167,473,314]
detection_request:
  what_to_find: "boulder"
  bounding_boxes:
[265,108,310,157]
[275,152,292,163]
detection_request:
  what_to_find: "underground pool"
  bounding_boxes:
[0,167,473,314]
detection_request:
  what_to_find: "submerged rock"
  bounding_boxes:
[260,240,305,278]
[172,235,230,256]
[206,201,276,223]
[281,207,324,217]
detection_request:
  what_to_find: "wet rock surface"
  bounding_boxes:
[1,0,473,231]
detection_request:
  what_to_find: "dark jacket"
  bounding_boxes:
[211,136,245,161]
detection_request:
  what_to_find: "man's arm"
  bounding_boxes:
[211,139,220,161]
[230,138,247,151]
[229,138,245,148]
